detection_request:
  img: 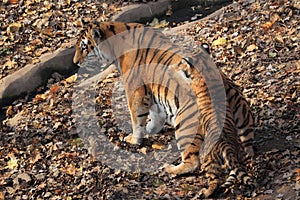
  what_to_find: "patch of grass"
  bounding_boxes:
[0,47,11,56]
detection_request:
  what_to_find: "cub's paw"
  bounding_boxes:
[124,134,142,145]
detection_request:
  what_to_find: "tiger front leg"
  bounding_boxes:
[198,179,219,198]
[164,152,199,177]
[165,109,202,176]
[124,87,150,145]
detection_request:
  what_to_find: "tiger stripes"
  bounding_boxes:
[73,21,254,197]
[200,43,255,158]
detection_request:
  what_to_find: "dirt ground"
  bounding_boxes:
[0,0,299,199]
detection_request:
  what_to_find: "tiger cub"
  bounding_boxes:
[200,43,255,158]
[73,21,254,197]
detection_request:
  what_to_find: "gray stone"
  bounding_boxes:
[0,46,77,108]
[112,0,171,23]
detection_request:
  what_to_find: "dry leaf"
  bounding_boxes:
[30,38,43,46]
[34,94,47,102]
[9,0,18,4]
[6,105,14,117]
[271,13,280,24]
[65,74,77,84]
[42,27,54,37]
[152,143,165,150]
[6,153,18,169]
[60,164,82,176]
[261,21,274,31]
[29,151,42,164]
[212,37,227,46]
[25,45,35,52]
[35,47,49,56]
[235,46,245,57]
[246,44,258,52]
[275,35,284,43]
[32,58,40,64]
[4,59,17,70]
[149,18,169,28]
[6,22,22,35]
[140,147,147,155]
[269,52,277,58]
[267,96,275,101]
[0,192,4,200]
[37,182,46,190]
[50,85,61,95]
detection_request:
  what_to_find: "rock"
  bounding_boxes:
[0,46,78,108]
[112,0,171,23]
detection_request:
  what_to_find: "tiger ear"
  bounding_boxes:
[91,28,105,45]
[92,28,102,39]
[80,18,91,29]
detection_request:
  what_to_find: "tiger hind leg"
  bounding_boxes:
[199,167,253,198]
[238,126,255,158]
[234,97,255,158]
[124,86,150,145]
[199,140,254,198]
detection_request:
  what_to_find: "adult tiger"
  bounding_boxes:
[73,21,254,197]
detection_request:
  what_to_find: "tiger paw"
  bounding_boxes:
[124,134,142,145]
[198,188,212,198]
[163,164,177,178]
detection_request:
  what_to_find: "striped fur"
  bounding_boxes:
[73,21,254,197]
[200,44,255,158]
[198,100,253,197]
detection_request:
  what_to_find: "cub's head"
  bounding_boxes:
[73,23,107,65]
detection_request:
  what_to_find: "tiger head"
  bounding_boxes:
[73,22,148,67]
[73,22,112,66]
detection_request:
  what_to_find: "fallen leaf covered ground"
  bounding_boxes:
[1,0,300,199]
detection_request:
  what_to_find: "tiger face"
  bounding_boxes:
[73,24,113,66]
[74,28,94,65]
